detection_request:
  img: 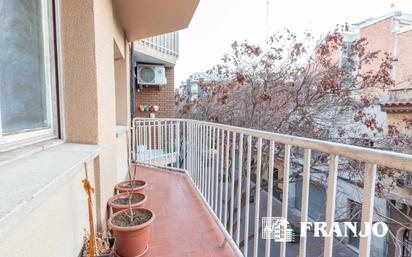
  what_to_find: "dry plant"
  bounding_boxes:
[82,231,112,257]
[125,164,138,223]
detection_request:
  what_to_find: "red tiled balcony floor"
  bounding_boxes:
[135,164,238,257]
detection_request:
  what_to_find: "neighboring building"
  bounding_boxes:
[180,72,225,100]
[380,25,412,135]
[133,32,180,118]
[344,13,412,257]
[0,1,198,257]
[341,12,412,96]
[381,84,412,135]
[299,12,412,257]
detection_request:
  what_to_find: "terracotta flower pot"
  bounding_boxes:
[115,180,147,194]
[108,192,147,214]
[108,208,155,257]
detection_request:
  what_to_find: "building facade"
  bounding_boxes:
[134,32,180,119]
[337,12,412,257]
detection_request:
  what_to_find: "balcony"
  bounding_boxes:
[132,118,412,257]
[134,32,179,67]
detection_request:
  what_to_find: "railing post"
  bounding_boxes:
[253,138,262,257]
[323,155,339,257]
[147,121,154,164]
[197,123,201,187]
[264,140,275,257]
[236,134,244,245]
[131,121,136,162]
[210,127,216,207]
[143,122,147,162]
[224,131,230,229]
[280,144,291,257]
[358,163,377,257]
[219,129,225,220]
[299,149,311,257]
[230,132,236,236]
[208,126,212,203]
[214,128,221,213]
[176,121,181,169]
[182,121,186,170]
[243,135,252,257]
[201,124,206,195]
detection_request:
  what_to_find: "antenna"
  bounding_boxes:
[266,0,270,42]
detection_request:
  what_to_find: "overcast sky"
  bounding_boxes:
[174,0,412,86]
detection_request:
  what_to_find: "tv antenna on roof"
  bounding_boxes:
[266,0,270,43]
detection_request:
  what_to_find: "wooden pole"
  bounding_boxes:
[82,162,96,257]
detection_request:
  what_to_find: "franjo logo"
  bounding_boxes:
[262,217,295,242]
[262,217,388,241]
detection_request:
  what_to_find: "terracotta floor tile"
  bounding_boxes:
[188,250,211,257]
[135,164,237,257]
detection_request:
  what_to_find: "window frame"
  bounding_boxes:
[0,0,59,152]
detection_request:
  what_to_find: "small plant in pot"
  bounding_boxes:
[115,179,147,194]
[108,192,147,214]
[108,207,155,257]
[108,165,155,257]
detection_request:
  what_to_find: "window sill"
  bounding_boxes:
[0,143,101,238]
[0,139,62,166]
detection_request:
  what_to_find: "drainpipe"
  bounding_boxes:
[129,42,136,121]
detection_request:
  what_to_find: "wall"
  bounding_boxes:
[387,112,412,134]
[0,161,95,257]
[60,0,130,229]
[116,127,129,181]
[395,29,412,84]
[92,0,129,228]
[136,67,176,118]
[60,0,98,144]
[359,18,395,97]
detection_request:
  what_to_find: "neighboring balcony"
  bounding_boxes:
[132,118,412,257]
[134,32,179,67]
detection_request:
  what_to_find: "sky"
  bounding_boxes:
[174,0,412,87]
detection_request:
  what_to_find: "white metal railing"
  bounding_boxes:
[139,32,179,57]
[131,118,412,257]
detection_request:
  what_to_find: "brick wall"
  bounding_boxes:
[136,67,176,118]
[359,18,395,96]
[396,29,412,83]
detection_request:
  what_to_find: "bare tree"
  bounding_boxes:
[176,27,412,255]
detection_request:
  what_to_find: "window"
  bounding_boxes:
[402,230,412,257]
[0,0,57,149]
[294,180,326,222]
[348,200,362,248]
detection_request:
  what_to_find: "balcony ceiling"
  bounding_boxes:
[113,0,199,41]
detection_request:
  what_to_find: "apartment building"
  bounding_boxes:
[0,1,198,257]
[133,32,180,119]
[332,12,412,257]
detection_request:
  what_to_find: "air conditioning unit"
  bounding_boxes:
[137,64,167,86]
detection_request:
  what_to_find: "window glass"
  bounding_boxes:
[0,0,52,134]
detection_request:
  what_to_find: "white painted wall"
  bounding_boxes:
[0,161,96,257]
